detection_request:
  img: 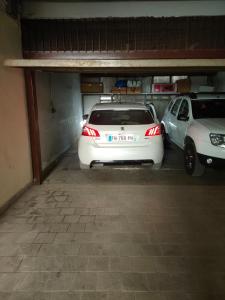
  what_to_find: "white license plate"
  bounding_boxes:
[107,134,135,142]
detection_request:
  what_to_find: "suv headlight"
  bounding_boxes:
[210,133,225,147]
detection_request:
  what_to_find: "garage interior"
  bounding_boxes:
[31,70,225,178]
[1,0,225,299]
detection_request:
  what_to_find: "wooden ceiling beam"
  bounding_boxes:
[5,59,225,72]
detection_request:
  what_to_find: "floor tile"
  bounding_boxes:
[1,154,225,297]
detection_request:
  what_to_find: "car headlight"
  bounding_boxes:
[209,133,225,146]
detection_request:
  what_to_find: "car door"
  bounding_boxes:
[167,98,182,144]
[176,99,190,148]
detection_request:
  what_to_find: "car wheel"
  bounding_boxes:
[79,161,90,170]
[184,142,205,176]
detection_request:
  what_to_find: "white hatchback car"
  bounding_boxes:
[78,103,164,169]
[161,94,225,176]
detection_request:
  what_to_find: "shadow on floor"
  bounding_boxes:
[45,145,225,187]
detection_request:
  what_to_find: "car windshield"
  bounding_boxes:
[191,99,225,119]
[89,109,154,125]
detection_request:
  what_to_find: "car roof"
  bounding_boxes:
[91,102,148,111]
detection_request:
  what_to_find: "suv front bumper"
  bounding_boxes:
[198,153,225,168]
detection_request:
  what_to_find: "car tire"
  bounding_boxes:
[79,161,90,170]
[184,142,205,176]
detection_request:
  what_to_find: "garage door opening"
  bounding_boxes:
[25,68,225,183]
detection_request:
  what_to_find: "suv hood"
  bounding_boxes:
[197,118,225,132]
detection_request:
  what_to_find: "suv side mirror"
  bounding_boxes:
[83,114,89,120]
[178,114,189,121]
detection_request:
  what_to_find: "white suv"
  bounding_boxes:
[161,94,225,176]
[78,103,164,169]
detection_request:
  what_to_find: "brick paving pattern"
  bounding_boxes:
[0,156,225,299]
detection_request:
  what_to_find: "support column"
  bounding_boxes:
[24,70,42,184]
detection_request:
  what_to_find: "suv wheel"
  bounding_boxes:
[184,142,205,176]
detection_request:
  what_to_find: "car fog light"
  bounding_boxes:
[206,158,213,165]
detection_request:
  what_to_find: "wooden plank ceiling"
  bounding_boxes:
[21,16,225,59]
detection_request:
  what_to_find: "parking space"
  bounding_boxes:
[47,145,225,186]
[0,147,225,299]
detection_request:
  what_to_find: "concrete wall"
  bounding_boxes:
[22,1,225,18]
[0,12,32,207]
[36,72,82,170]
[214,72,225,91]
[190,76,208,92]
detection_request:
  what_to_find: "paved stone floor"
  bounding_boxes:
[1,151,225,300]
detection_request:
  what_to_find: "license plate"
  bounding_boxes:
[107,134,135,142]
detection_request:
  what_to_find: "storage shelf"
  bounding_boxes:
[81,92,180,96]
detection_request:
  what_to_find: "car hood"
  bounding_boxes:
[197,118,225,132]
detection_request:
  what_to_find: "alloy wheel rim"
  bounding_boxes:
[185,147,194,170]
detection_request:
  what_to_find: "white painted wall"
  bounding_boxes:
[22,1,225,19]
[36,72,82,169]
[82,76,168,119]
[213,72,225,91]
[0,12,32,207]
[190,76,208,92]
[83,95,100,116]
[82,74,220,119]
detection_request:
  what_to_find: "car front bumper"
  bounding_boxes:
[198,153,225,168]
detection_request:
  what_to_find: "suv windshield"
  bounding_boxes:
[191,100,225,119]
[89,109,154,125]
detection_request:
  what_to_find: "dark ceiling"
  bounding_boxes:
[26,0,217,2]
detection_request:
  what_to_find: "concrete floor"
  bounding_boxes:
[0,148,225,300]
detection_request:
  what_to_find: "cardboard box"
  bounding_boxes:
[127,87,142,94]
[111,87,127,94]
[152,83,176,93]
[81,83,103,93]
[176,79,191,93]
[111,87,142,94]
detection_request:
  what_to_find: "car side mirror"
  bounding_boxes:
[178,114,189,121]
[83,114,89,120]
